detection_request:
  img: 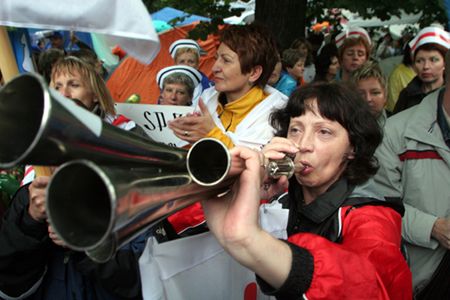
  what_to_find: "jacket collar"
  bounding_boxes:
[403,88,449,151]
[289,177,354,223]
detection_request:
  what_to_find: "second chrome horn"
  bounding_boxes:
[46,139,294,263]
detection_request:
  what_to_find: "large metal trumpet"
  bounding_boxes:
[0,73,186,169]
[46,138,295,263]
[0,73,294,263]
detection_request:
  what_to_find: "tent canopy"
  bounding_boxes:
[151,7,210,26]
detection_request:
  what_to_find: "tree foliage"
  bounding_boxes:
[308,0,447,28]
[143,0,448,43]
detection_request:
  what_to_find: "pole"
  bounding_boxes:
[0,26,52,177]
[0,27,19,82]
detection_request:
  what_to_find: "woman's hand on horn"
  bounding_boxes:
[48,224,66,247]
[28,176,51,222]
[259,137,298,200]
[168,99,216,143]
[202,146,262,252]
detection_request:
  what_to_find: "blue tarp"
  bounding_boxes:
[27,28,93,51]
[151,7,210,26]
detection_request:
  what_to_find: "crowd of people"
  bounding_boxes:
[1,18,450,300]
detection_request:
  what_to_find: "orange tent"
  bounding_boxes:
[107,23,220,104]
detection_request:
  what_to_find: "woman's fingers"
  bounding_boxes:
[263,138,299,160]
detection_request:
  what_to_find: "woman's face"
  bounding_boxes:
[160,83,191,106]
[175,51,199,69]
[51,70,97,110]
[287,99,353,197]
[212,43,255,102]
[341,44,367,74]
[414,49,445,85]
[287,59,305,81]
[327,56,340,79]
[356,77,386,117]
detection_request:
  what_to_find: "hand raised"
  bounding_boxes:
[48,224,66,247]
[28,176,51,222]
[168,99,216,143]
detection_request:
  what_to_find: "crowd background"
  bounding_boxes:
[1,3,450,299]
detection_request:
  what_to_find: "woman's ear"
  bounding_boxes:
[347,146,355,160]
[248,65,263,84]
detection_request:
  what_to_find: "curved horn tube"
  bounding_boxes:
[0,73,187,169]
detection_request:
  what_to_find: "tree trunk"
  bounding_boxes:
[255,0,307,51]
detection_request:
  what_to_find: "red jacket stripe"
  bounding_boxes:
[398,150,443,161]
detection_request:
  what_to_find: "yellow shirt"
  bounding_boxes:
[387,64,416,112]
[207,87,267,148]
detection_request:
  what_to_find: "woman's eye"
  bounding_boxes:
[431,57,440,63]
[289,127,300,134]
[319,129,332,135]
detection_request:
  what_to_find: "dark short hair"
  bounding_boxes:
[281,49,306,69]
[219,23,278,87]
[270,82,382,185]
[38,48,65,84]
[413,43,448,61]
[314,43,338,81]
[351,61,386,91]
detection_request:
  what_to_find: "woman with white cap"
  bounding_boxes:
[156,65,202,106]
[393,26,450,114]
[335,27,372,82]
[169,39,213,106]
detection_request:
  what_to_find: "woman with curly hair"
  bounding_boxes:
[202,82,412,299]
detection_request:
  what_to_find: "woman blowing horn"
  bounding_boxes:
[202,82,412,299]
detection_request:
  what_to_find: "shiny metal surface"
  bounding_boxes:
[0,73,186,169]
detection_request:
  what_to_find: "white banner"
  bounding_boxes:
[0,0,160,64]
[115,103,193,148]
[139,200,288,300]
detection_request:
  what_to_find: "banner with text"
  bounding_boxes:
[115,103,193,148]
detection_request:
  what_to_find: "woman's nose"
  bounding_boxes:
[60,86,71,98]
[297,132,314,152]
[212,60,221,73]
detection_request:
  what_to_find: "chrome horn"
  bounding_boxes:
[46,138,234,263]
[0,73,186,169]
[46,138,295,263]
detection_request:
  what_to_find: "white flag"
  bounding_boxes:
[0,0,160,64]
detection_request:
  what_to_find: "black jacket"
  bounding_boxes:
[0,185,146,300]
[394,76,439,114]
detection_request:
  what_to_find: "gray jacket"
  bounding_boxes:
[373,89,450,292]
